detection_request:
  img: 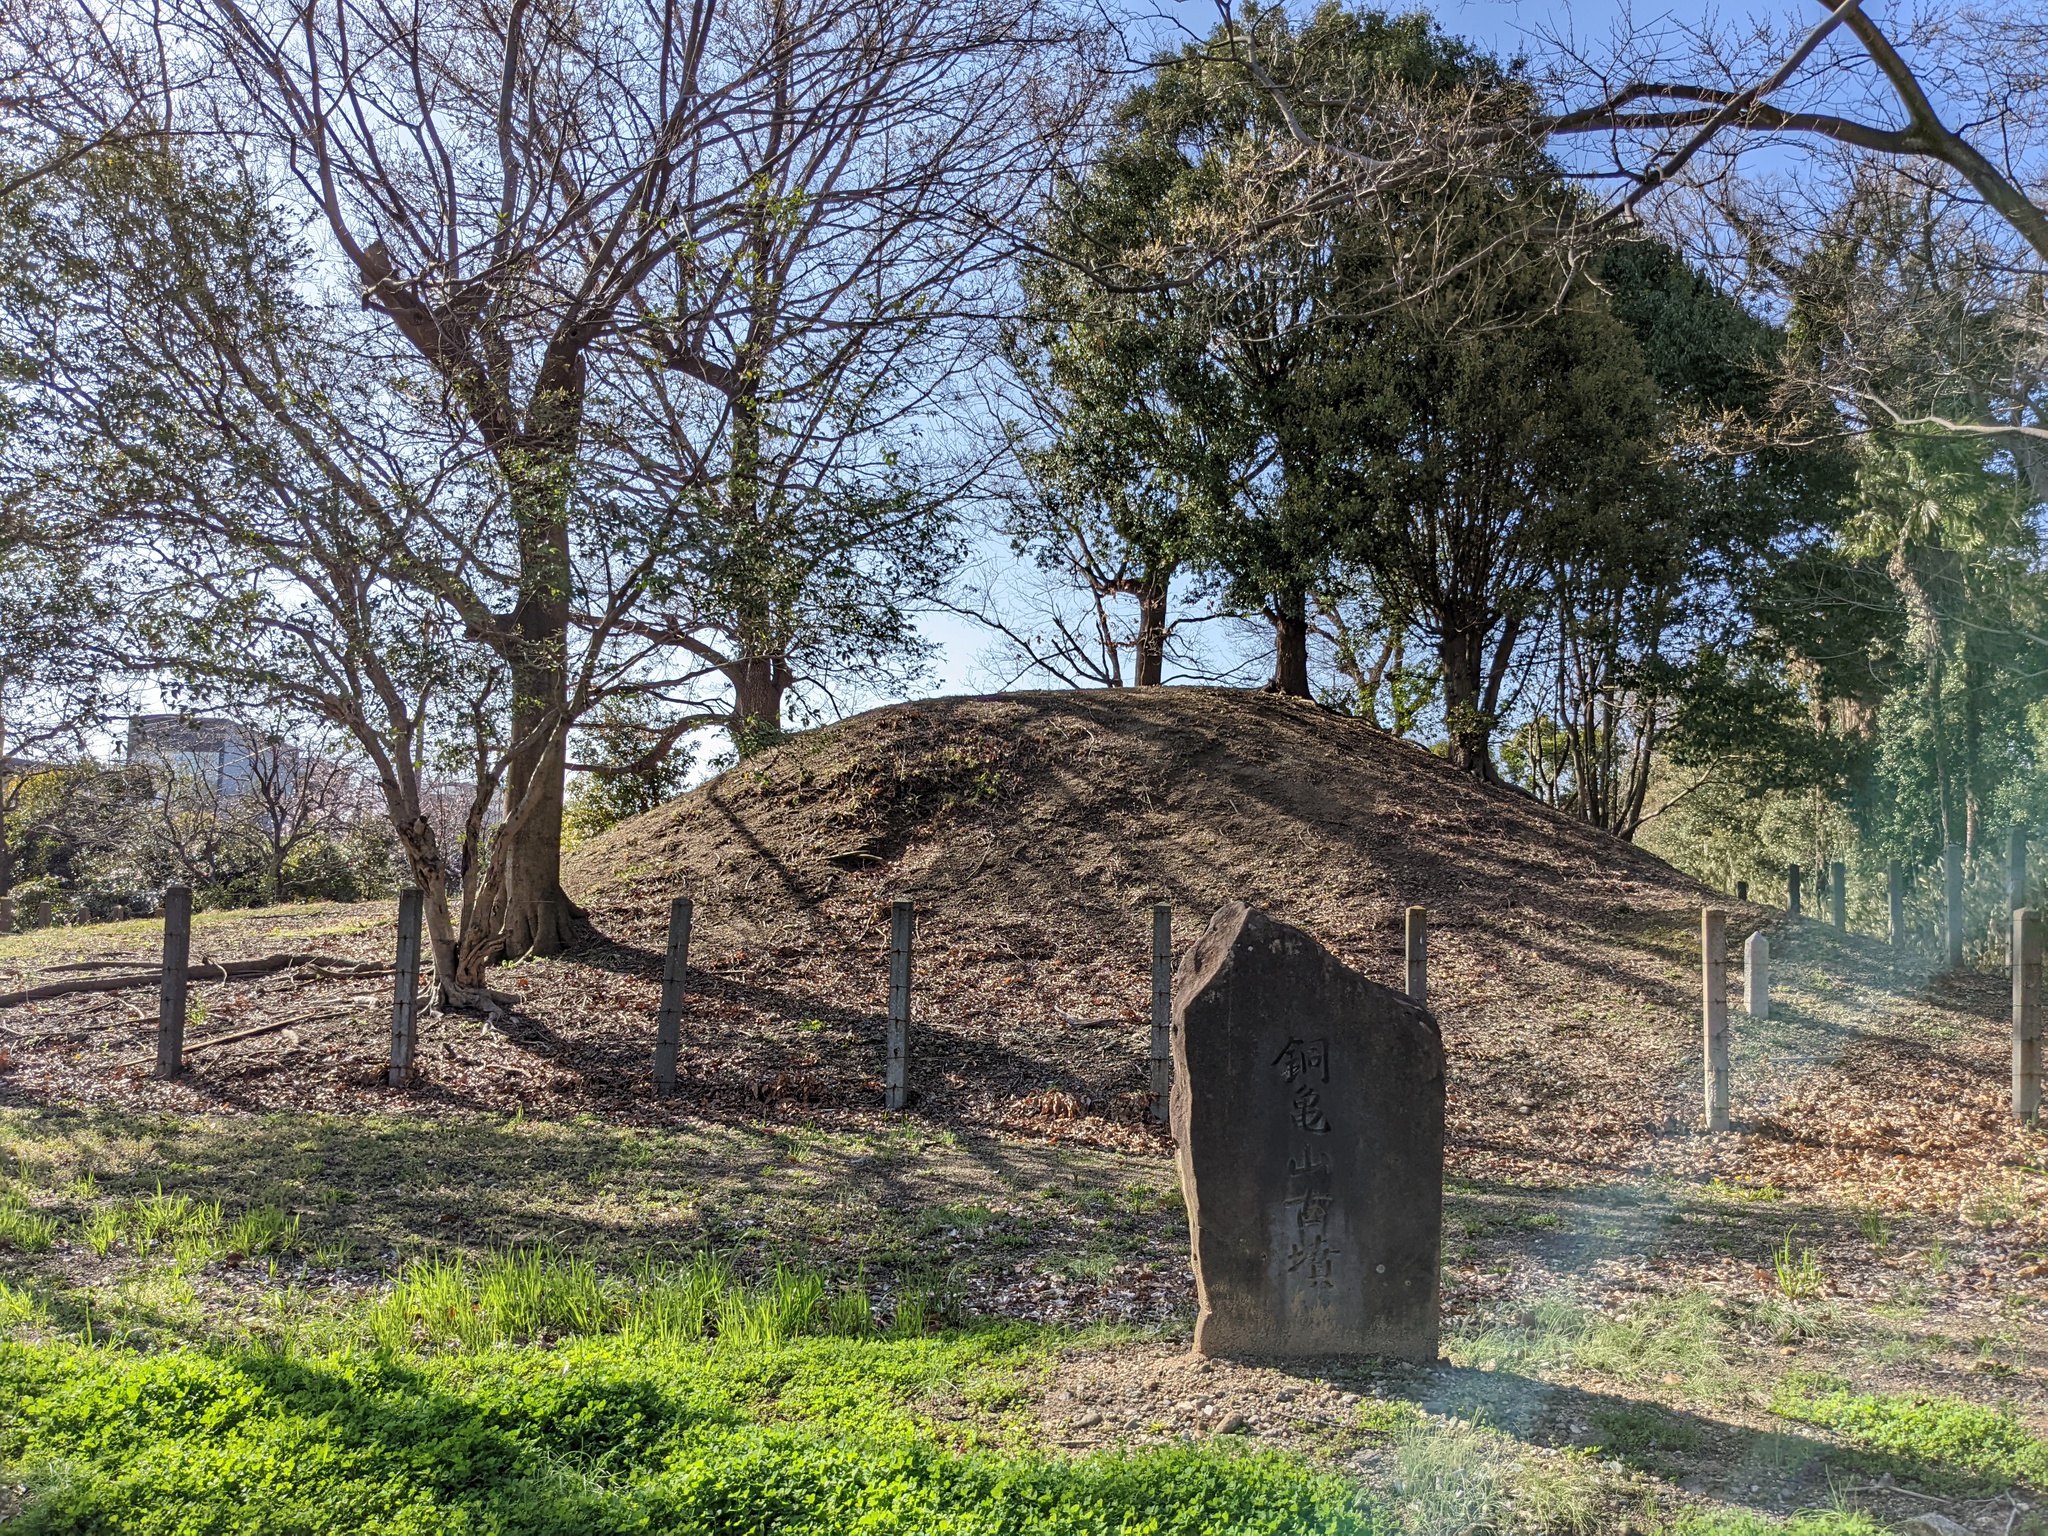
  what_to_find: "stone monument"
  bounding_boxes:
[1171,901,1444,1360]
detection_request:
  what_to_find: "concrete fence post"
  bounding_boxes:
[1703,908,1729,1133]
[2012,830,2030,966]
[1946,845,1965,968]
[2015,908,2043,1122]
[1787,864,1802,918]
[885,898,912,1111]
[1889,861,1906,950]
[1405,906,1428,1008]
[1745,931,1769,1021]
[1148,903,1171,1120]
[156,885,191,1080]
[653,895,693,1096]
[1830,862,1847,932]
[387,889,423,1088]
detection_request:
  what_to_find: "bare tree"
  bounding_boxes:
[0,0,178,200]
[1541,2,2048,264]
[232,717,365,903]
[574,0,1096,755]
[130,742,249,898]
[16,143,627,1006]
[174,0,1094,954]
[949,555,1211,691]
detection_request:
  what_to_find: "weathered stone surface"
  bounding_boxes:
[1171,901,1444,1360]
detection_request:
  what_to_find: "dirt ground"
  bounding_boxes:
[7,691,1767,1174]
[4,691,2048,1531]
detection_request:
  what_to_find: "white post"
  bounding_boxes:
[2016,908,2042,1122]
[1744,931,1769,1021]
[1946,845,1965,968]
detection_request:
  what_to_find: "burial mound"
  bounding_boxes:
[563,688,1715,1178]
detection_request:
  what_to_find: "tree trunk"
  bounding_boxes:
[0,674,11,897]
[1134,576,1169,687]
[492,369,585,960]
[725,654,793,757]
[1930,643,1957,851]
[1440,622,1494,779]
[1269,591,1311,698]
[498,659,575,959]
[387,796,514,1014]
[1962,622,1985,855]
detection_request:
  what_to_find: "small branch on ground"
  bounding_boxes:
[0,954,393,1007]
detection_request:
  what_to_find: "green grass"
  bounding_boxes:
[1386,1416,1507,1535]
[0,1195,57,1253]
[1772,1233,1826,1301]
[1589,1403,1703,1475]
[0,1278,47,1327]
[1771,1372,2048,1489]
[0,1105,1185,1313]
[1656,1513,1883,1536]
[0,1332,1378,1535]
[358,1248,908,1355]
[1446,1291,1732,1395]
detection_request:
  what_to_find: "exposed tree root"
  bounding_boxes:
[115,1006,353,1069]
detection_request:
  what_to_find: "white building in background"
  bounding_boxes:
[124,715,261,794]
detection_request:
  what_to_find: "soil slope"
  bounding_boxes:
[564,687,1725,1180]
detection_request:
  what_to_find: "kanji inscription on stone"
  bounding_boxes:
[1171,901,1444,1359]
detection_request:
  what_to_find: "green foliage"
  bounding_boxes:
[0,1336,1376,1534]
[1014,3,1620,713]
[1664,650,1853,797]
[1771,1373,2048,1488]
[562,694,697,845]
[3,747,393,912]
[3,762,153,911]
[0,1194,56,1253]
[0,1278,48,1329]
[1772,1233,1827,1301]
